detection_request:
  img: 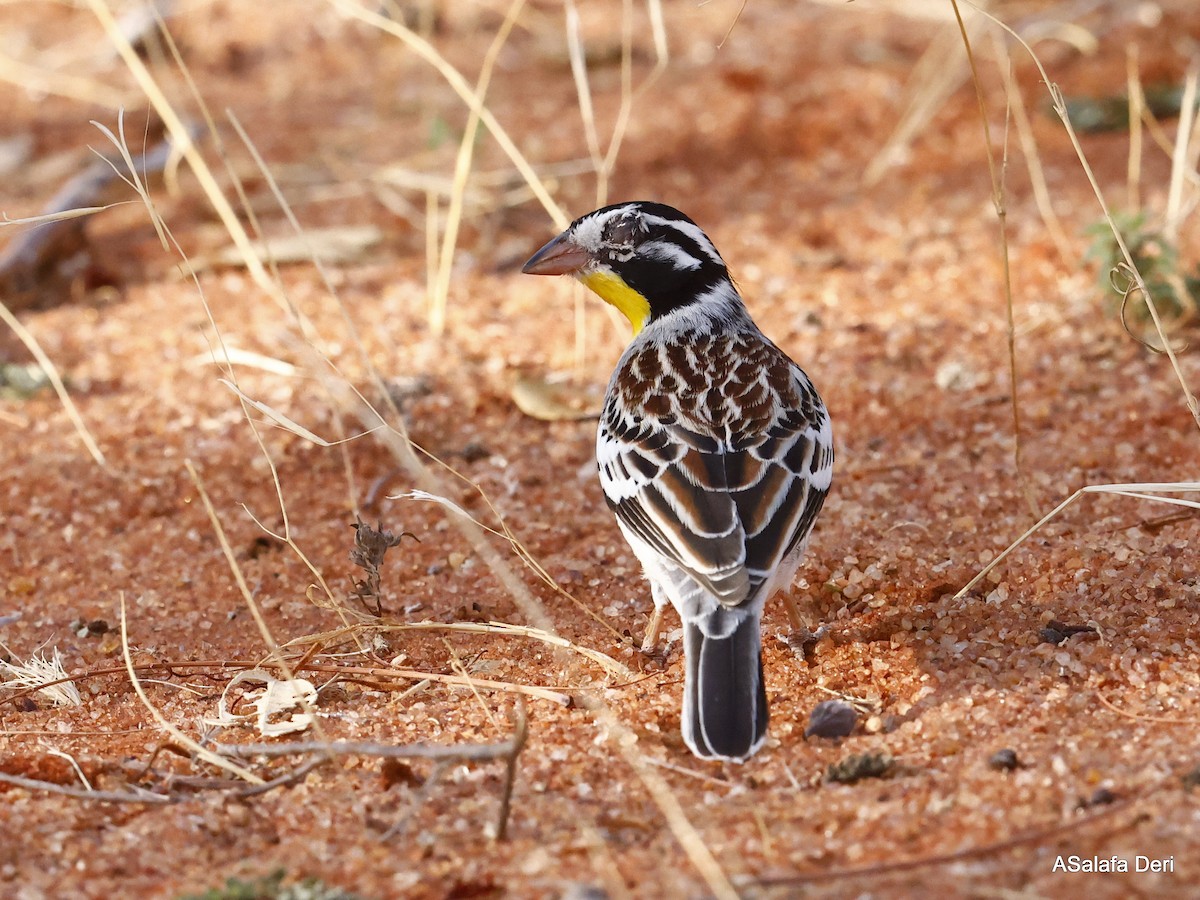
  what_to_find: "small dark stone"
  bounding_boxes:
[380,759,423,790]
[1040,627,1067,645]
[805,699,858,739]
[1041,619,1098,645]
[1080,787,1118,808]
[826,751,893,784]
[1182,765,1200,792]
[459,441,491,463]
[988,748,1020,771]
[243,534,281,559]
[927,582,957,602]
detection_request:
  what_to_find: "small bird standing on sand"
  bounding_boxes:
[523,202,833,761]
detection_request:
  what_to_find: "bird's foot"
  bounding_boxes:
[638,642,671,670]
[782,623,830,660]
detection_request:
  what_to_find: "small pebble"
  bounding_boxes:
[1181,766,1200,792]
[1082,787,1118,808]
[805,699,858,739]
[988,748,1020,771]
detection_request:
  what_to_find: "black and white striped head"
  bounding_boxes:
[522,202,733,335]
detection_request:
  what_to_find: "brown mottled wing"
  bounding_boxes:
[597,336,832,608]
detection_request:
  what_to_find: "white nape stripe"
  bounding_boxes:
[643,240,701,271]
[642,214,725,265]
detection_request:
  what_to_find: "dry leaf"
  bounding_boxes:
[511,374,601,421]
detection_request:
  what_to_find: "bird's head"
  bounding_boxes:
[521,201,731,335]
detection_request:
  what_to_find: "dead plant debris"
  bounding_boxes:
[826,752,895,785]
[348,519,418,616]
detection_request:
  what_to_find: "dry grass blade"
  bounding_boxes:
[0,51,128,108]
[118,594,264,784]
[565,0,666,207]
[565,0,604,180]
[43,747,93,791]
[288,624,628,681]
[578,694,739,900]
[0,122,183,309]
[329,0,569,231]
[1,205,120,229]
[84,0,286,307]
[315,366,732,890]
[218,380,348,447]
[966,2,1200,430]
[0,300,107,467]
[212,730,523,765]
[864,23,974,186]
[0,648,82,707]
[1095,690,1200,726]
[189,224,383,272]
[1164,64,1199,244]
[430,0,527,335]
[955,481,1200,597]
[397,488,628,644]
[184,460,331,746]
[993,31,1071,264]
[949,0,1037,519]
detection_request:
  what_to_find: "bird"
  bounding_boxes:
[522,201,833,762]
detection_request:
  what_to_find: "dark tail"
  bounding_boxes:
[682,613,767,761]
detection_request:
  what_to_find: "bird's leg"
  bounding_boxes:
[782,594,807,634]
[640,582,670,658]
[640,605,665,653]
[781,592,829,659]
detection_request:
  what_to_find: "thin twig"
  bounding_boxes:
[1095,690,1200,727]
[0,770,174,804]
[0,299,107,468]
[234,757,327,797]
[217,737,519,761]
[1,656,574,708]
[379,758,454,842]
[495,700,528,840]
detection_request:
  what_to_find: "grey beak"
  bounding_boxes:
[521,232,591,276]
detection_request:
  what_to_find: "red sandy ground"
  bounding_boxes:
[1,1,1199,897]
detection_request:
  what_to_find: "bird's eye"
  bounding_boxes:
[605,213,643,248]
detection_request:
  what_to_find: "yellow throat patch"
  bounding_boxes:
[580,270,650,336]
